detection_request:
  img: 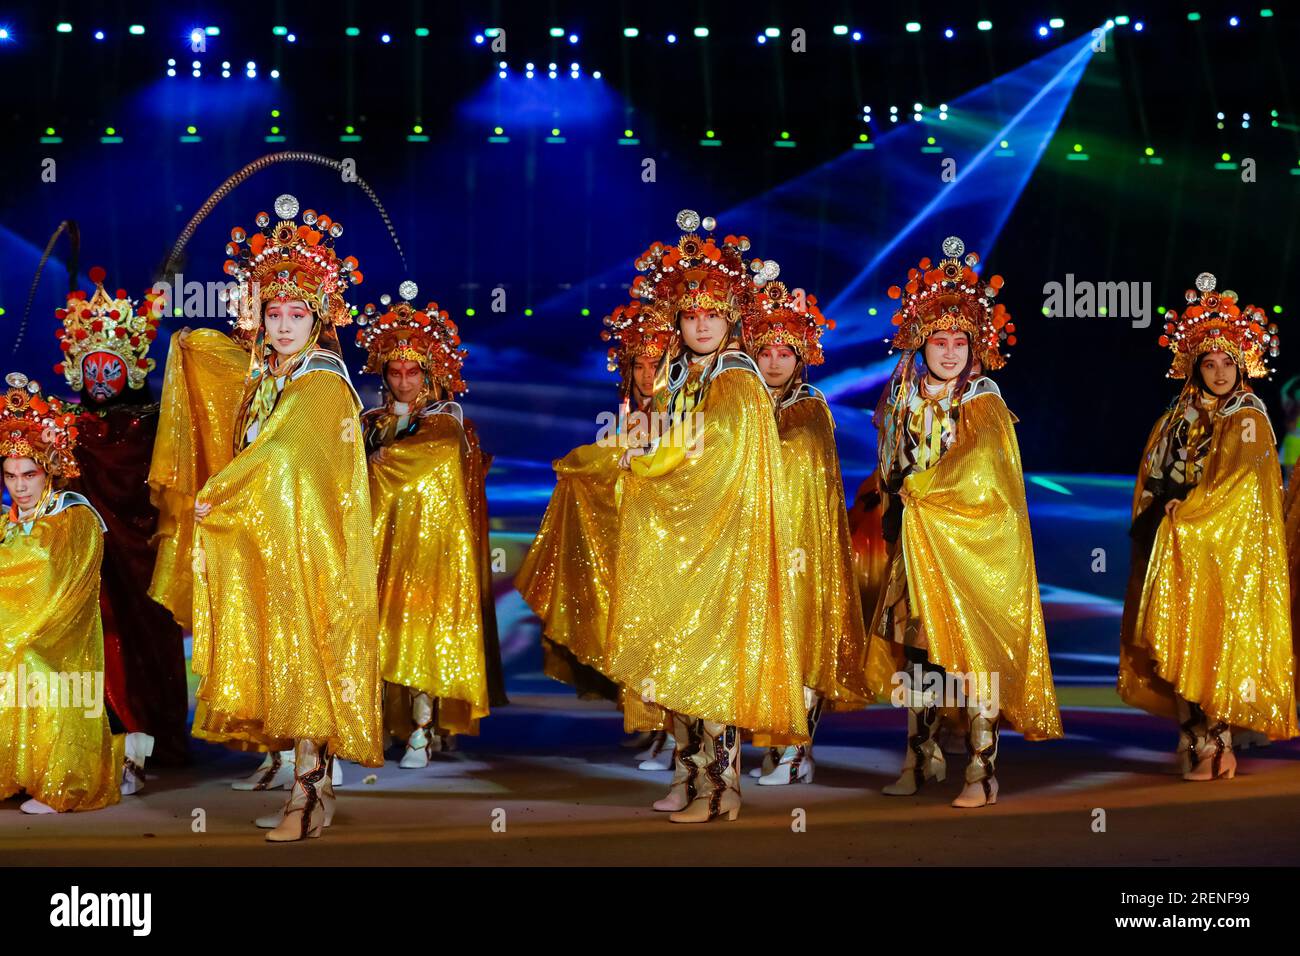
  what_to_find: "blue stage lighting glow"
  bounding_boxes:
[666,34,677,43]
[475,34,484,44]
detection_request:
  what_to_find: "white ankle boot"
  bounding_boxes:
[757,745,814,786]
[748,747,781,778]
[1184,724,1237,781]
[20,798,57,814]
[637,732,675,770]
[120,732,155,796]
[232,750,295,791]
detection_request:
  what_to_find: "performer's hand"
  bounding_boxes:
[369,446,387,466]
[194,501,213,522]
[178,326,192,343]
[1164,499,1178,518]
[619,447,647,470]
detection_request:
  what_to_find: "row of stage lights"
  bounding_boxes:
[0,10,1283,48]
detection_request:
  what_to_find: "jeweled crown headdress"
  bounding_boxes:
[631,209,756,323]
[742,281,833,366]
[601,299,678,376]
[886,236,1012,370]
[1161,272,1276,379]
[355,281,468,394]
[53,266,160,391]
[0,372,82,479]
[222,193,361,332]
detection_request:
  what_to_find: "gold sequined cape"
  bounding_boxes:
[1120,397,1298,738]
[866,390,1064,741]
[605,364,809,739]
[515,439,623,680]
[0,502,124,810]
[776,393,870,705]
[147,329,248,629]
[190,368,384,765]
[367,410,489,737]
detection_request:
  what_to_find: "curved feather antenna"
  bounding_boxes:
[160,151,406,283]
[14,219,80,356]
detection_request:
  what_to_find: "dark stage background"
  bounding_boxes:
[1,2,1297,690]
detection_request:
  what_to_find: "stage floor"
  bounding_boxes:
[4,696,1297,866]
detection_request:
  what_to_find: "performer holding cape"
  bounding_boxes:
[1120,272,1297,780]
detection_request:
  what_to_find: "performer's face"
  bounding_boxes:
[680,309,729,355]
[81,350,127,403]
[923,330,970,381]
[1199,350,1239,396]
[2,457,47,512]
[385,359,425,404]
[755,345,799,388]
[263,299,313,357]
[631,354,657,402]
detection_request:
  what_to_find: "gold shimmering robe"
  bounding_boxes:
[0,498,123,811]
[605,359,808,738]
[1120,395,1298,738]
[190,367,384,765]
[367,408,489,737]
[867,387,1063,741]
[148,329,248,629]
[515,439,623,678]
[775,390,870,706]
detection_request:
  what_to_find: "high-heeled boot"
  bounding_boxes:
[400,692,437,769]
[758,690,823,786]
[231,749,296,791]
[652,714,703,812]
[259,740,329,842]
[120,732,155,796]
[1175,697,1207,775]
[952,710,999,808]
[882,704,945,795]
[1184,723,1237,781]
[670,722,741,823]
[748,747,782,778]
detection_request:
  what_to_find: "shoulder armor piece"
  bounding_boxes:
[48,491,107,532]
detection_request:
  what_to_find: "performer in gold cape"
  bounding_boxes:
[605,209,807,824]
[1120,272,1297,780]
[514,298,679,769]
[741,279,870,787]
[868,236,1062,809]
[189,193,382,842]
[0,372,124,813]
[354,282,491,768]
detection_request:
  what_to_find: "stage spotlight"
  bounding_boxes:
[247,61,255,69]
[548,62,557,70]
[167,68,176,76]
[978,20,992,31]
[168,58,176,66]
[592,70,601,78]
[129,25,144,35]
[494,126,503,134]
[222,69,231,78]
[270,69,279,78]
[192,69,200,77]
[667,34,677,43]
[945,28,955,39]
[273,26,287,36]
[852,31,862,41]
[57,22,71,33]
[381,34,391,44]
[624,28,639,38]
[549,70,557,78]
[569,34,578,44]
[1049,18,1065,29]
[905,22,921,33]
[570,71,578,79]
[550,28,564,37]
[833,25,848,35]
[526,62,535,70]
[913,102,923,111]
[1229,16,1239,26]
[345,26,360,37]
[474,34,484,44]
[764,27,779,37]
[1187,12,1200,21]
[570,62,579,70]
[499,70,506,79]
[1134,21,1144,30]
[1114,16,1130,25]
[222,61,231,68]
[415,28,429,37]
[757,34,767,44]
[190,29,203,45]
[205,27,219,36]
[499,60,507,69]
[1261,8,1274,16]
[95,30,105,40]
[1037,26,1049,37]
[694,27,709,37]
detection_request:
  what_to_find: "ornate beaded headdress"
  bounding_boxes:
[53,266,160,391]
[222,193,361,333]
[0,372,82,479]
[356,281,468,394]
[742,281,833,366]
[631,209,756,324]
[1161,272,1277,379]
[885,236,1012,371]
[601,299,678,376]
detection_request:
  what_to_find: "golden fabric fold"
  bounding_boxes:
[1120,402,1298,738]
[515,439,623,676]
[190,370,384,765]
[605,367,808,738]
[147,329,248,629]
[867,392,1063,741]
[847,471,889,630]
[777,397,870,706]
[368,413,489,738]
[0,505,123,811]
[463,420,508,708]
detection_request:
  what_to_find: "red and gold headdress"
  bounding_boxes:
[1160,272,1276,379]
[630,209,754,323]
[0,372,82,479]
[601,299,677,376]
[886,236,1011,371]
[355,281,468,394]
[53,266,160,391]
[222,193,361,333]
[742,281,833,366]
